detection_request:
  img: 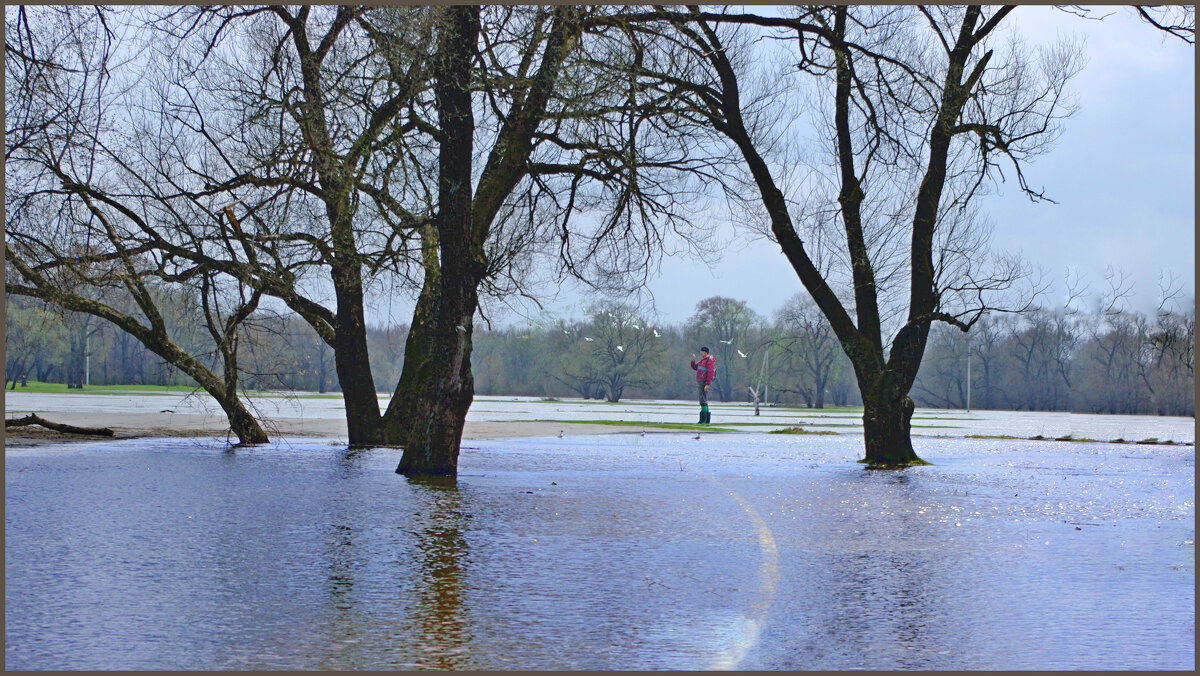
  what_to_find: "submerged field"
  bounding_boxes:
[4,390,1195,445]
[5,432,1194,670]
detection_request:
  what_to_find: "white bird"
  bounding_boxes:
[563,329,570,335]
[456,325,467,332]
[606,311,614,318]
[630,323,640,330]
[737,349,747,358]
[583,336,594,342]
[652,329,661,338]
[616,345,624,352]
[719,339,733,344]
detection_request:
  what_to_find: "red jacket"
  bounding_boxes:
[691,354,716,385]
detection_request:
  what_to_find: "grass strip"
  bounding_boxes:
[530,419,737,432]
[769,427,840,435]
[965,433,1193,446]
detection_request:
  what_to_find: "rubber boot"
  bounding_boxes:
[704,410,711,425]
[697,408,705,425]
[701,405,710,425]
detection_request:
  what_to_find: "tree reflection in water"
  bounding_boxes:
[312,456,474,670]
[408,475,473,669]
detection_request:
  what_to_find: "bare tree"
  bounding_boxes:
[609,6,1081,466]
[4,296,67,389]
[554,302,665,403]
[771,293,847,409]
[1146,275,1195,416]
[7,6,716,474]
[5,6,269,443]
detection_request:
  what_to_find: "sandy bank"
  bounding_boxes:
[3,411,649,448]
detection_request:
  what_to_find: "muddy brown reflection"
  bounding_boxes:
[407,477,473,670]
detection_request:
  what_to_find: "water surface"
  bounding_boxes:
[5,434,1193,669]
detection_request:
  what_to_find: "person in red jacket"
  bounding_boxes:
[690,347,716,424]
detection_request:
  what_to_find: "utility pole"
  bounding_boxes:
[966,342,971,413]
[763,349,769,405]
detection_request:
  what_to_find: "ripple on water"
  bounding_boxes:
[4,434,1194,670]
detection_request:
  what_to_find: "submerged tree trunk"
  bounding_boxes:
[216,395,270,445]
[389,5,481,477]
[387,282,478,476]
[860,387,925,468]
[384,224,480,475]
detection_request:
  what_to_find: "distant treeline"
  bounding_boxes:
[7,292,1194,417]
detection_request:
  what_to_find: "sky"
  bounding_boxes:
[371,6,1195,329]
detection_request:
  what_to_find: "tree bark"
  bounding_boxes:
[389,283,478,476]
[331,264,382,445]
[860,389,926,468]
[388,5,482,477]
[7,413,114,436]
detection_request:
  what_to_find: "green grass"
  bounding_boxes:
[769,427,840,435]
[491,397,864,413]
[530,419,737,432]
[7,380,356,398]
[1055,434,1102,443]
[968,433,1119,444]
[6,380,211,396]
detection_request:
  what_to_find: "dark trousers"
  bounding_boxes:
[697,382,708,405]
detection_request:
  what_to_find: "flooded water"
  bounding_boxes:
[5,390,1195,442]
[5,434,1194,669]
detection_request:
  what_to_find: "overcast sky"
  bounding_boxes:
[375,6,1195,329]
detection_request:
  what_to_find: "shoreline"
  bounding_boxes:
[2,411,651,448]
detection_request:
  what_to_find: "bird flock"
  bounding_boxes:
[562,310,748,358]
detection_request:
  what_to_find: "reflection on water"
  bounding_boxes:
[408,477,472,670]
[5,434,1194,670]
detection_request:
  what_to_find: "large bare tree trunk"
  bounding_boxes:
[859,379,926,468]
[388,5,481,477]
[387,282,478,476]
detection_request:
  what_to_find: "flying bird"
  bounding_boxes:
[719,339,733,344]
[737,349,747,358]
[652,329,661,338]
[630,323,640,330]
[616,345,624,352]
[583,336,594,342]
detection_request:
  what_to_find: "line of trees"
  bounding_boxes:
[11,284,1191,418]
